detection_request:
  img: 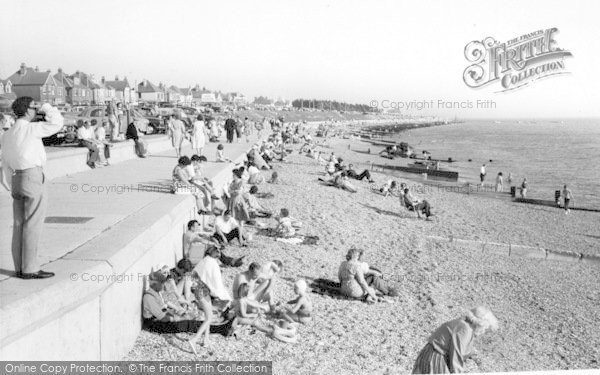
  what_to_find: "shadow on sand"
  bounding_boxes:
[359,203,404,218]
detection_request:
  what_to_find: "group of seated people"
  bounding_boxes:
[172,154,219,214]
[338,247,399,302]
[77,120,112,168]
[374,179,433,220]
[142,241,313,353]
[317,153,375,193]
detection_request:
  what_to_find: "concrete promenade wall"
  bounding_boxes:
[45,136,173,180]
[0,146,248,360]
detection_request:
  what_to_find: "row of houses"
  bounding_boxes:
[0,63,249,107]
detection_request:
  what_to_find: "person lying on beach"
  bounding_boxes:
[334,172,358,193]
[412,306,499,374]
[277,279,313,324]
[243,186,273,218]
[346,163,375,183]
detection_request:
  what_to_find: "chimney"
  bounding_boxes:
[58,68,63,74]
[20,63,26,75]
[101,76,105,84]
[115,75,119,81]
[35,66,39,72]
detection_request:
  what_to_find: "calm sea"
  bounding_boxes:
[394,119,600,209]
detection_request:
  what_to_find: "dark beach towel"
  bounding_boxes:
[309,278,367,302]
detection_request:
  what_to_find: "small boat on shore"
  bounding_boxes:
[514,198,600,213]
[374,163,459,181]
[409,155,457,163]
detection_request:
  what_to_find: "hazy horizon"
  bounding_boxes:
[2,0,599,119]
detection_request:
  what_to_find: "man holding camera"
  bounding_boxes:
[1,96,63,279]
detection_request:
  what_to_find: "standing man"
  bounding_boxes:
[520,178,528,198]
[479,163,486,187]
[0,97,64,279]
[224,114,236,143]
[561,184,574,214]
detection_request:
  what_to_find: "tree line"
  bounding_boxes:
[291,99,378,113]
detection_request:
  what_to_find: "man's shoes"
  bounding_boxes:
[18,270,55,279]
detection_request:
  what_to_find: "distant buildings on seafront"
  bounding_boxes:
[0,62,261,108]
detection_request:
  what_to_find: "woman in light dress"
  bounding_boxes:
[191,115,207,155]
[168,112,186,158]
[338,248,377,301]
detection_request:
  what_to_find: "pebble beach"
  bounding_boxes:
[126,133,600,374]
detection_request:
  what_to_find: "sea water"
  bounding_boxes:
[394,119,600,209]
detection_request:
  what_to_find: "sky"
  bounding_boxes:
[1,0,599,118]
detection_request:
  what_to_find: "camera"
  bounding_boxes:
[32,111,47,122]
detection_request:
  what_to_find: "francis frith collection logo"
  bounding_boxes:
[463,28,572,92]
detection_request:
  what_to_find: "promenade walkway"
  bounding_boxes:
[0,132,264,360]
[0,135,260,279]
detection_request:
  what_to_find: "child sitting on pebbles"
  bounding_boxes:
[274,208,302,237]
[231,283,297,343]
[216,144,232,163]
[277,280,313,324]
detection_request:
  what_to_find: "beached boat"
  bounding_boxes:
[374,163,459,181]
[514,198,600,213]
[409,155,457,163]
